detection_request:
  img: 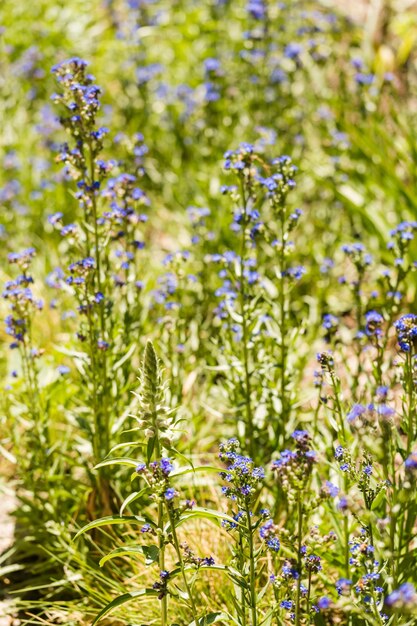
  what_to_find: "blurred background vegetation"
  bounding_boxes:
[1,0,417,624]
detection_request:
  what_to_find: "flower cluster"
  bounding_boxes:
[223,144,297,209]
[394,314,417,353]
[181,542,215,568]
[385,583,417,610]
[259,516,280,553]
[219,438,265,503]
[136,457,177,502]
[152,569,170,600]
[3,249,43,351]
[272,430,317,495]
[322,313,339,342]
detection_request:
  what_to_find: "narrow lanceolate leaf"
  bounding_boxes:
[94,457,139,470]
[92,589,158,625]
[371,486,386,511]
[259,609,274,626]
[170,465,220,479]
[120,486,150,515]
[107,441,145,456]
[166,507,242,532]
[99,544,159,567]
[188,612,231,625]
[74,515,152,540]
[169,563,228,580]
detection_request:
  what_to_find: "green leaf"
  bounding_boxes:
[92,589,158,625]
[168,507,241,532]
[169,563,228,580]
[371,487,386,511]
[167,445,194,469]
[94,457,139,470]
[99,544,159,567]
[188,612,230,625]
[141,544,160,565]
[120,487,150,515]
[257,578,270,602]
[112,342,137,371]
[170,466,220,479]
[107,441,145,455]
[146,437,155,463]
[259,609,274,626]
[74,515,152,540]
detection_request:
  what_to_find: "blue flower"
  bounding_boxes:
[317,597,331,610]
[322,313,339,333]
[48,212,63,225]
[336,578,352,595]
[280,600,293,609]
[140,523,151,533]
[247,0,266,20]
[355,72,375,85]
[266,537,280,552]
[365,311,384,337]
[337,496,348,512]
[385,583,417,608]
[347,404,366,423]
[284,43,302,59]
[376,385,389,399]
[405,452,417,471]
[159,458,173,476]
[324,481,339,498]
[394,314,417,352]
[164,487,176,501]
[259,519,274,539]
[292,430,309,441]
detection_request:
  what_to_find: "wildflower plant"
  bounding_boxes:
[219,437,278,626]
[214,143,307,459]
[76,342,225,625]
[3,247,46,469]
[50,57,151,507]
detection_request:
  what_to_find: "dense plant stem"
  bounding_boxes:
[239,180,254,458]
[154,435,168,625]
[278,207,288,446]
[245,502,257,626]
[239,533,247,626]
[166,505,199,624]
[158,500,168,626]
[295,495,303,626]
[87,137,110,462]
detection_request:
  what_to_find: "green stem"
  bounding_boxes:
[306,569,312,618]
[166,505,199,624]
[245,503,257,626]
[278,207,288,446]
[406,350,414,454]
[87,137,110,461]
[329,370,347,443]
[343,513,350,578]
[239,533,247,626]
[239,180,254,458]
[295,495,303,626]
[158,501,168,626]
[154,437,168,625]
